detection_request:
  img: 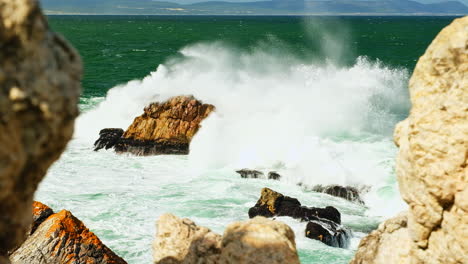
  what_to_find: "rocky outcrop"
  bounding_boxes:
[94,96,215,155]
[0,0,81,261]
[248,188,350,248]
[310,185,365,204]
[153,214,300,264]
[351,16,468,264]
[236,169,282,180]
[10,202,127,264]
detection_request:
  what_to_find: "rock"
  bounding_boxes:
[236,169,265,179]
[220,216,300,264]
[305,220,351,248]
[0,0,81,260]
[351,212,412,264]
[30,201,54,235]
[152,214,300,264]
[112,95,214,155]
[94,128,124,151]
[267,171,281,180]
[248,188,341,224]
[10,208,127,264]
[311,185,365,204]
[351,16,468,264]
[152,213,222,264]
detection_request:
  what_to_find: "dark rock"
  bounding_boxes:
[114,138,189,156]
[236,169,264,179]
[93,128,124,151]
[305,220,351,248]
[268,171,281,180]
[248,188,341,224]
[311,185,365,204]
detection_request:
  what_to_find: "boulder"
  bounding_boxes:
[30,201,54,235]
[305,220,350,248]
[152,214,300,264]
[351,16,468,264]
[0,0,81,261]
[248,188,341,224]
[10,205,127,264]
[95,96,215,155]
[152,213,222,264]
[236,169,264,179]
[267,171,281,180]
[311,185,365,204]
[220,216,300,264]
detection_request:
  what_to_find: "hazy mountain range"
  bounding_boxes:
[41,0,468,15]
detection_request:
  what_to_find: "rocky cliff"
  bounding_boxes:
[0,0,81,262]
[94,96,215,155]
[10,202,127,264]
[351,16,468,264]
[153,214,300,264]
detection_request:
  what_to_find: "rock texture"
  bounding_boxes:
[10,203,127,264]
[311,185,365,204]
[94,96,215,155]
[351,16,468,264]
[153,214,300,264]
[0,0,81,261]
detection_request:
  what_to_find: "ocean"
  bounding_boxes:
[35,15,458,263]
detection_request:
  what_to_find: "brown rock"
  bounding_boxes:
[351,16,468,264]
[95,96,215,155]
[0,0,81,260]
[10,209,127,264]
[220,217,300,264]
[152,213,222,264]
[30,201,54,235]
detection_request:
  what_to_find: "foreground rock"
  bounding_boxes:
[153,214,300,264]
[351,16,468,264]
[310,185,365,204]
[248,188,350,247]
[0,0,81,261]
[94,96,215,155]
[10,202,127,264]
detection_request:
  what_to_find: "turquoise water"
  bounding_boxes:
[35,16,457,263]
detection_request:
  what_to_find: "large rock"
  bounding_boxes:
[153,213,222,264]
[10,204,127,264]
[152,214,300,264]
[352,16,468,264]
[0,0,81,261]
[310,184,365,204]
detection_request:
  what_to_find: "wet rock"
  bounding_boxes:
[268,171,281,180]
[221,216,300,264]
[305,220,351,248]
[236,169,264,179]
[0,0,81,260]
[153,213,222,264]
[311,185,365,204]
[352,16,468,264]
[94,128,124,151]
[10,207,127,264]
[248,188,341,224]
[152,214,300,264]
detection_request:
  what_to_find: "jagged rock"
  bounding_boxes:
[305,220,351,248]
[267,171,281,180]
[311,185,365,204]
[153,213,222,264]
[10,207,127,264]
[152,214,300,264]
[95,96,215,155]
[236,169,264,179]
[30,201,54,235]
[0,0,81,261]
[220,216,300,264]
[248,188,341,224]
[351,16,468,264]
[94,128,124,151]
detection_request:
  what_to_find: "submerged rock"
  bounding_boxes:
[10,203,127,264]
[0,0,81,261]
[268,171,281,180]
[311,185,365,204]
[95,96,215,155]
[236,169,265,179]
[351,16,468,264]
[249,188,341,224]
[152,214,300,264]
[248,188,350,248]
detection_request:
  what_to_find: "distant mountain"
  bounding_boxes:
[40,0,468,15]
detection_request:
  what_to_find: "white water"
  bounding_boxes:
[37,43,409,263]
